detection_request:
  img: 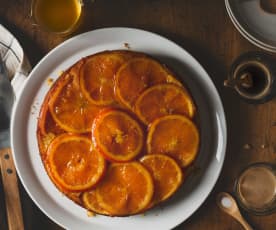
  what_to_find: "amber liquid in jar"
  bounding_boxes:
[32,0,82,33]
[236,164,276,214]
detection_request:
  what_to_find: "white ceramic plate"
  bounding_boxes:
[11,28,226,230]
[225,0,276,52]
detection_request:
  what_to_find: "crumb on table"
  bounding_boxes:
[243,144,252,150]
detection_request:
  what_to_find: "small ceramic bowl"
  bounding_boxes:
[225,51,276,103]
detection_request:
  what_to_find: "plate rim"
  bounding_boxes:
[11,27,227,229]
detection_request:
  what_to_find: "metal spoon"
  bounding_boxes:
[216,192,253,230]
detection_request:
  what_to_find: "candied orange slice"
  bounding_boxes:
[38,105,64,136]
[147,115,199,167]
[140,154,183,206]
[37,103,63,157]
[47,134,105,191]
[48,74,102,133]
[92,109,144,162]
[115,57,181,109]
[135,84,195,124]
[82,190,110,215]
[80,53,126,105]
[95,162,153,216]
[37,81,65,136]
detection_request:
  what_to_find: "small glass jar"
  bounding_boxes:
[234,162,276,215]
[30,0,83,35]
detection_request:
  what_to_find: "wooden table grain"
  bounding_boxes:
[1,0,276,229]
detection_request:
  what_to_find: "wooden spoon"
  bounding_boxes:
[216,192,253,230]
[0,148,24,230]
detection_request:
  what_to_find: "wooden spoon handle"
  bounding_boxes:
[0,148,24,230]
[233,212,253,230]
[240,220,253,230]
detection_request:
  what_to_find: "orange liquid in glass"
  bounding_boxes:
[33,0,82,33]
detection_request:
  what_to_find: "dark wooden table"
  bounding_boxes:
[1,0,276,229]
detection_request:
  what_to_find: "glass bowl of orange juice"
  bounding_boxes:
[30,0,83,35]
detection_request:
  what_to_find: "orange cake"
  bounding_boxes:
[37,50,199,216]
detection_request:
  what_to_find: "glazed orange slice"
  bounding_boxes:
[140,154,183,206]
[37,105,65,157]
[82,190,110,215]
[38,105,64,136]
[80,53,126,105]
[135,84,195,124]
[95,162,154,216]
[92,109,144,162]
[48,74,102,133]
[37,88,64,136]
[115,57,181,109]
[47,134,106,191]
[147,115,199,167]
